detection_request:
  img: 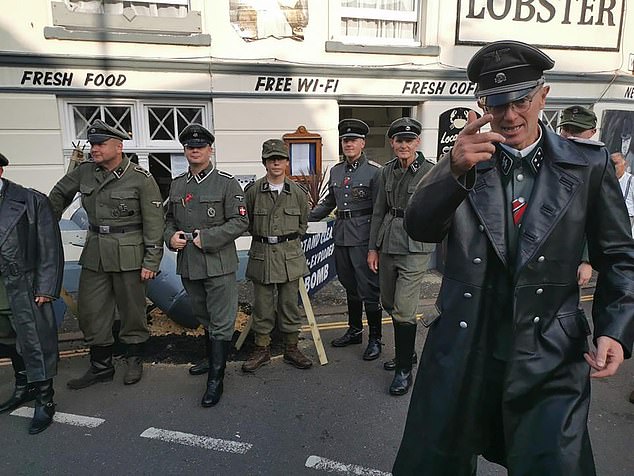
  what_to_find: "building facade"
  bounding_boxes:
[1,0,634,196]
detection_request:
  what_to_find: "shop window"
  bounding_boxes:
[147,106,204,141]
[542,109,561,133]
[71,104,133,141]
[45,0,210,45]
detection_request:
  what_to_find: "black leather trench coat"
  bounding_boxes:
[0,179,63,382]
[393,129,634,476]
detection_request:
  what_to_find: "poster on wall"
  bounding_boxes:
[600,110,634,171]
[436,107,480,158]
[229,0,309,41]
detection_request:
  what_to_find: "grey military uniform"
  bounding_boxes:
[309,153,381,320]
[245,177,309,347]
[49,156,164,346]
[369,152,435,325]
[164,164,249,340]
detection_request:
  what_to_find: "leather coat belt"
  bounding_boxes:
[252,233,299,245]
[390,208,405,218]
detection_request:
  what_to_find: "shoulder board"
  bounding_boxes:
[134,165,152,177]
[332,161,345,169]
[294,181,309,194]
[569,137,605,148]
[174,171,187,179]
[28,188,47,199]
[385,158,397,166]
[217,170,234,179]
[244,180,256,192]
[424,158,436,166]
[368,160,382,168]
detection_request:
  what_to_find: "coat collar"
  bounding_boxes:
[187,162,215,184]
[469,125,588,272]
[259,178,291,194]
[0,180,28,250]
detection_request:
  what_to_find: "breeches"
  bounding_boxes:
[251,279,301,346]
[78,267,148,346]
[379,253,429,325]
[335,245,380,312]
[182,273,237,341]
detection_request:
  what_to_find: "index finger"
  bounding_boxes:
[460,111,492,135]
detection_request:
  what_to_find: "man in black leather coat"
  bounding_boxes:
[393,41,634,476]
[0,153,64,434]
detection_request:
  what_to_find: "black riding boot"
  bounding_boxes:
[363,309,383,360]
[29,379,55,435]
[67,345,115,390]
[331,299,363,347]
[124,343,145,385]
[201,339,231,407]
[389,323,417,396]
[189,329,211,376]
[0,347,37,413]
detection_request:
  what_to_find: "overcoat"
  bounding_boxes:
[394,128,634,475]
[0,180,63,382]
[245,177,309,284]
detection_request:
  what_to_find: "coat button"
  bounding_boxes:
[533,316,540,323]
[517,173,524,182]
[536,288,543,295]
[478,225,484,232]
[459,321,468,329]
[463,292,472,299]
[537,256,545,262]
[472,257,482,264]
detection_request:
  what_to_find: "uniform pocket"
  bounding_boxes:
[199,194,223,223]
[283,207,301,229]
[119,244,142,271]
[557,309,591,339]
[110,190,140,218]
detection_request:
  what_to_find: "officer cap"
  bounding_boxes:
[467,40,555,107]
[0,152,8,166]
[558,106,597,130]
[178,124,215,148]
[339,119,369,139]
[261,139,289,160]
[388,117,422,139]
[87,119,130,144]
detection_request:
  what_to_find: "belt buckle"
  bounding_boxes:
[267,236,279,244]
[343,210,352,219]
[99,225,110,234]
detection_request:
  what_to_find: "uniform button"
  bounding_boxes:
[344,194,349,197]
[518,196,525,204]
[478,225,484,232]
[537,255,545,263]
[459,321,468,329]
[463,292,472,299]
[344,203,348,206]
[533,316,540,324]
[536,288,543,295]
[517,173,524,182]
[472,257,482,264]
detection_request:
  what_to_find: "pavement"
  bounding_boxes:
[1,273,633,475]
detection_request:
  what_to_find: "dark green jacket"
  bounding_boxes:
[164,164,249,279]
[49,156,164,272]
[245,177,309,284]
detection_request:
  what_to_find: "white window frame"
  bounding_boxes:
[331,0,423,47]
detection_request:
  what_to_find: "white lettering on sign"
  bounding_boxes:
[457,0,625,51]
[19,70,127,88]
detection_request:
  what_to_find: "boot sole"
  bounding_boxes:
[283,357,313,369]
[188,367,209,376]
[241,360,271,373]
[67,374,114,390]
[28,418,54,435]
[0,396,37,414]
[362,351,381,361]
[331,339,362,347]
[389,388,410,396]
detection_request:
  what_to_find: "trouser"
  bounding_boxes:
[379,253,429,325]
[251,279,301,347]
[182,273,237,341]
[0,309,16,346]
[78,267,148,346]
[334,245,381,328]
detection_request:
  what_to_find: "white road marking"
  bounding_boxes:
[140,427,252,454]
[305,455,392,476]
[10,407,105,428]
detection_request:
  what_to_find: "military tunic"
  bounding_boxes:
[369,152,435,325]
[309,153,381,317]
[164,164,249,340]
[245,177,309,346]
[49,156,164,346]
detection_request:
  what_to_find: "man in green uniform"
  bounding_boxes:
[0,153,64,434]
[49,120,164,388]
[368,118,434,396]
[242,139,312,372]
[164,124,248,407]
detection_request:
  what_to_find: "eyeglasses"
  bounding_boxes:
[480,86,543,116]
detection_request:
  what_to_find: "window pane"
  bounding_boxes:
[72,105,100,139]
[176,107,204,134]
[148,107,176,140]
[340,0,419,43]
